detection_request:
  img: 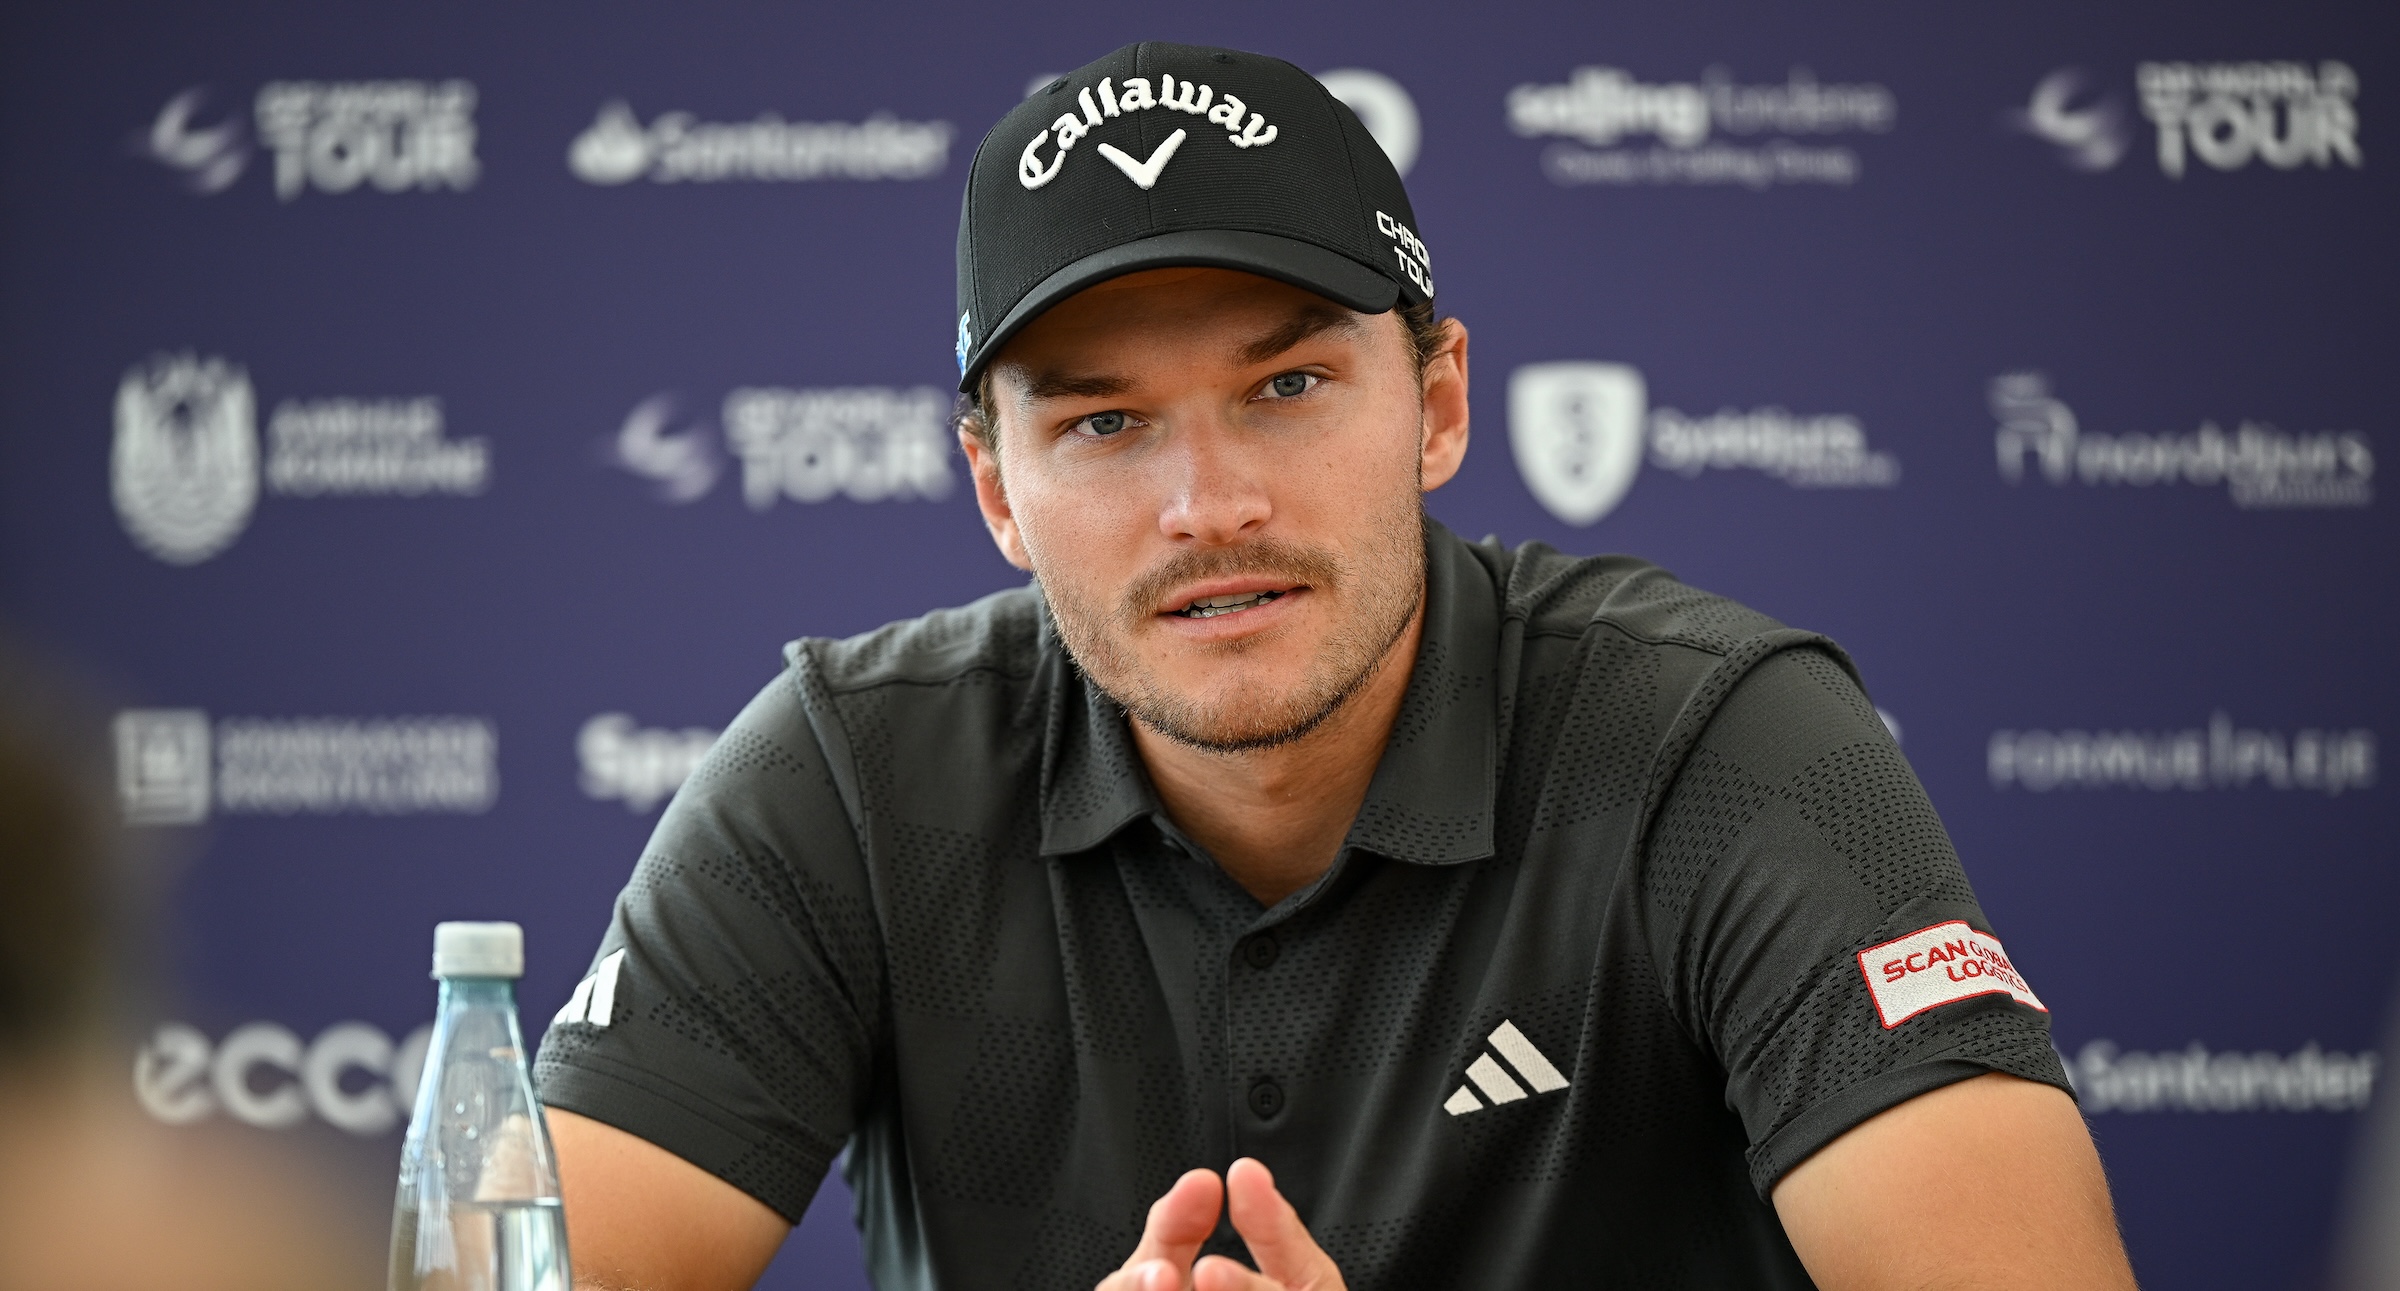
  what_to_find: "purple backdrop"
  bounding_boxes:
[2,2,2393,1287]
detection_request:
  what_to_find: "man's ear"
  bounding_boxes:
[1419,317,1471,492]
[959,422,1033,571]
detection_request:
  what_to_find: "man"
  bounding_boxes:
[535,42,2139,1291]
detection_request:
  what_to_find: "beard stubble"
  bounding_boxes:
[1035,498,1427,754]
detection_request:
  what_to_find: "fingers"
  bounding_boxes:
[1096,1168,1224,1291]
[1222,1158,1342,1290]
[1193,1254,1284,1291]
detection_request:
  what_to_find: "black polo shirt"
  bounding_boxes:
[534,523,2069,1289]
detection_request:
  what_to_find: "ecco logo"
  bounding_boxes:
[1020,73,1279,191]
[135,1020,432,1136]
[1444,1020,1571,1116]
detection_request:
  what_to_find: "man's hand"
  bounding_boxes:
[1098,1159,1345,1291]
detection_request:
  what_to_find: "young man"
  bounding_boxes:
[535,42,2140,1291]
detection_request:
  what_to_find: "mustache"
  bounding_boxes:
[1122,538,1346,619]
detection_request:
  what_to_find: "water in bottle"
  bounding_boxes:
[390,921,572,1291]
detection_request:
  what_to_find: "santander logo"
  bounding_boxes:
[1858,921,2046,1029]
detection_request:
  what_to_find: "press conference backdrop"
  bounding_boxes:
[1,0,2392,1285]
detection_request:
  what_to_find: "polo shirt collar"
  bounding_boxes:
[1036,522,1500,866]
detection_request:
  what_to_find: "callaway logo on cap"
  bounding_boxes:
[954,41,1434,391]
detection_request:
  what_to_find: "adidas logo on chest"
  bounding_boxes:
[1444,1020,1570,1116]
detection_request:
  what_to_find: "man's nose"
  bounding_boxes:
[1156,418,1272,545]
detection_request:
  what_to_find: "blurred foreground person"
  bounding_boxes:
[0,655,371,1291]
[536,43,2139,1291]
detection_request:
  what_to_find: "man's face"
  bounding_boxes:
[962,268,1468,752]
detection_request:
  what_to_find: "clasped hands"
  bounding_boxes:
[1096,1158,1345,1291]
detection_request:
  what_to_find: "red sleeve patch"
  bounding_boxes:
[1857,921,2046,1029]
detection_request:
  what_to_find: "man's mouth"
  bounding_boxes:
[1172,590,1287,619]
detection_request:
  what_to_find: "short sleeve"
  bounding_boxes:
[1640,647,2071,1198]
[533,665,885,1223]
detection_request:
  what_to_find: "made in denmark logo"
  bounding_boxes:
[1509,64,1896,188]
[1509,362,1899,525]
[1991,373,2371,509]
[607,386,953,508]
[2011,60,2361,178]
[111,354,490,564]
[137,81,478,200]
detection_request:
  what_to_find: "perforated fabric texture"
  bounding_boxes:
[532,526,2065,1291]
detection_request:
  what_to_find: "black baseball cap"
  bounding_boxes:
[953,41,1434,393]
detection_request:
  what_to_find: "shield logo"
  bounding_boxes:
[1508,362,1646,525]
[111,354,260,564]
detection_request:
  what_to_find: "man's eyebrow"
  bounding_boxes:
[1233,303,1363,368]
[1015,370,1133,402]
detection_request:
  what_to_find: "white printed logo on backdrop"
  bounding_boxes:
[1992,373,2372,509]
[568,102,953,184]
[578,714,718,813]
[608,386,953,507]
[1509,361,1899,525]
[2066,1040,2376,1113]
[113,709,499,825]
[137,1020,431,1136]
[1987,714,2376,796]
[1509,65,1895,188]
[138,81,478,199]
[2011,62,2360,178]
[111,354,490,564]
[1018,69,1422,177]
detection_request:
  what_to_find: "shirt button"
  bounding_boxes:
[1249,1077,1285,1119]
[1242,932,1281,970]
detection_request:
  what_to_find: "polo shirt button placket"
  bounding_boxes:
[1242,931,1280,970]
[1248,1075,1285,1120]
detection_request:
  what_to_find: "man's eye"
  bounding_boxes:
[1072,410,1133,437]
[1264,372,1318,399]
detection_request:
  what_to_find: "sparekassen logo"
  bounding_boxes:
[1859,922,2045,1030]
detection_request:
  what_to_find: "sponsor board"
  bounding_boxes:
[611,386,953,508]
[140,81,478,199]
[115,709,499,825]
[1992,373,2371,509]
[2067,1040,2376,1113]
[2012,61,2361,178]
[578,714,718,813]
[1509,65,1894,188]
[135,1019,433,1135]
[1987,714,2376,795]
[568,102,952,185]
[113,354,489,564]
[1509,361,1898,525]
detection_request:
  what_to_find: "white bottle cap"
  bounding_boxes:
[432,921,525,979]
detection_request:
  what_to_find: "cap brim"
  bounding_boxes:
[958,230,1401,392]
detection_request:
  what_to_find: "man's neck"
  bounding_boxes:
[1130,603,1425,909]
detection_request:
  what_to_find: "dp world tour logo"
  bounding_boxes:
[111,355,260,564]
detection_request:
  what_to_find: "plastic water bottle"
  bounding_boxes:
[390,922,572,1291]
